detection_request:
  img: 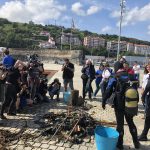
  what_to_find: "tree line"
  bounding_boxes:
[0,18,150,57]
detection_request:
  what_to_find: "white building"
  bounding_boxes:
[56,33,82,46]
[134,44,150,55]
[107,41,127,54]
[39,36,56,49]
[84,36,105,48]
[127,43,135,53]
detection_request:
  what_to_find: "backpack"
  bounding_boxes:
[125,86,139,116]
[115,71,131,110]
[116,71,139,115]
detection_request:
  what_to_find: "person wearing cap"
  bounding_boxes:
[61,58,74,91]
[2,49,15,68]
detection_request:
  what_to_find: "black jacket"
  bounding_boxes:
[142,79,150,116]
[114,61,123,73]
[81,64,95,80]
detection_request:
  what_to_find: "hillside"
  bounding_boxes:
[0,18,150,56]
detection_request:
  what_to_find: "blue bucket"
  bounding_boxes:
[63,92,71,103]
[95,126,119,150]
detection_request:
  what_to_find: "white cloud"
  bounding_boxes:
[87,6,100,15]
[148,25,150,35]
[61,16,71,21]
[0,0,66,24]
[71,2,86,16]
[101,26,112,33]
[111,3,150,27]
[111,10,120,18]
[71,2,101,16]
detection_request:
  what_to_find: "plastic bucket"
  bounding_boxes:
[95,126,119,150]
[63,92,71,104]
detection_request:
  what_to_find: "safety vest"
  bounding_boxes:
[125,87,139,116]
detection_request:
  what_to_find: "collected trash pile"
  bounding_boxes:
[0,120,27,150]
[35,108,101,144]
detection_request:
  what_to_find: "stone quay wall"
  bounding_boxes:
[10,49,84,65]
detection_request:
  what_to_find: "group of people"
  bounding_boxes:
[0,49,61,119]
[58,57,150,149]
[79,58,150,150]
[0,49,150,149]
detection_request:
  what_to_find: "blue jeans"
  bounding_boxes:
[63,79,74,91]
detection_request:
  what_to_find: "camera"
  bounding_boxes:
[27,54,39,63]
[0,67,8,72]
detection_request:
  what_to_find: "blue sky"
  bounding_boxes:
[0,0,150,41]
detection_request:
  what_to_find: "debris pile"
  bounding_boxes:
[35,108,101,144]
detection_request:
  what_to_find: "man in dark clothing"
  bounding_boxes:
[61,58,74,91]
[27,62,43,101]
[139,76,150,141]
[102,69,140,150]
[114,57,126,73]
[1,67,21,119]
[0,66,7,102]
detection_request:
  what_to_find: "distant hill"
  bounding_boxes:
[0,18,150,56]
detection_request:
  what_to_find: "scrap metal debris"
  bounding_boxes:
[0,119,27,149]
[34,108,112,145]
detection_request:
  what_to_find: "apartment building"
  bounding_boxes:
[84,36,105,48]
[56,33,82,46]
[127,43,135,53]
[134,44,150,55]
[107,41,127,54]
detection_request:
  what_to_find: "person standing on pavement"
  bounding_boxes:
[93,64,104,98]
[100,63,113,99]
[1,68,20,119]
[81,59,95,100]
[62,58,74,92]
[0,66,8,102]
[0,60,25,119]
[139,63,150,141]
[2,49,15,68]
[114,57,126,73]
[133,61,140,81]
[102,67,140,150]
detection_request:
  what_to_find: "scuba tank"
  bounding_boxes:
[125,82,139,116]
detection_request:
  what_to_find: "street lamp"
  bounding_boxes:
[117,0,126,61]
[70,32,72,50]
[60,28,64,50]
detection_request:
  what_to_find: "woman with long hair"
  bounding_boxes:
[139,63,150,141]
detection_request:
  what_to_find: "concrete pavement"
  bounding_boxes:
[0,63,149,150]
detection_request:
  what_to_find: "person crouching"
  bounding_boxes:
[48,78,61,101]
[16,83,33,113]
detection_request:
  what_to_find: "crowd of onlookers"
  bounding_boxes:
[0,49,61,119]
[62,56,150,149]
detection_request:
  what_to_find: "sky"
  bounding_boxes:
[0,0,150,41]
